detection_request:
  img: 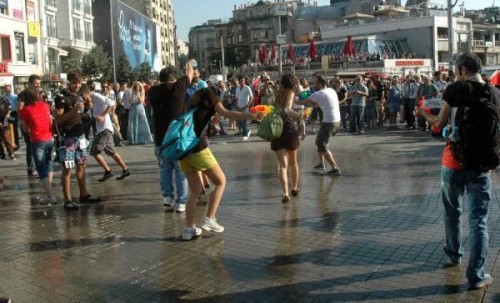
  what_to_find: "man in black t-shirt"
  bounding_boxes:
[148,60,194,211]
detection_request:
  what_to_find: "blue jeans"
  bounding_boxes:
[155,146,187,204]
[31,139,55,180]
[237,108,249,136]
[441,167,491,286]
[350,105,365,132]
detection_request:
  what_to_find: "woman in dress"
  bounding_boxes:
[127,81,153,145]
[271,74,303,203]
[180,87,261,240]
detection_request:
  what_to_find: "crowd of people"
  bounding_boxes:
[0,52,496,290]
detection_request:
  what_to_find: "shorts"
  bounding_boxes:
[310,107,323,121]
[179,147,218,173]
[90,129,116,156]
[388,103,400,114]
[315,122,340,153]
[271,130,300,151]
[31,139,55,179]
[59,136,89,167]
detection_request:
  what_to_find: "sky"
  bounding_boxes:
[172,0,494,41]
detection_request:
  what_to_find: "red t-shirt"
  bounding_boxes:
[442,144,461,170]
[20,101,53,142]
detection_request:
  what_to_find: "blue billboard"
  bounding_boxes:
[111,0,160,71]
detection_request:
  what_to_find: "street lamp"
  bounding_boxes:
[275,3,288,76]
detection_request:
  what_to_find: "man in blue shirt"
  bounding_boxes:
[2,84,19,148]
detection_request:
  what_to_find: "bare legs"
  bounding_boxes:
[273,149,299,197]
[185,164,226,228]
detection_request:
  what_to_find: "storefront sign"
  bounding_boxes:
[28,22,40,37]
[395,60,425,67]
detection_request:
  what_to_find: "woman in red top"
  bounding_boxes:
[19,88,56,204]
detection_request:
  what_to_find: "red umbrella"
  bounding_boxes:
[271,43,276,60]
[258,47,263,64]
[287,42,294,60]
[308,39,317,60]
[490,70,500,85]
[343,35,355,57]
[261,45,268,63]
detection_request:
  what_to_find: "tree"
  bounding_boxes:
[136,61,152,82]
[116,55,134,83]
[62,56,82,73]
[81,45,112,81]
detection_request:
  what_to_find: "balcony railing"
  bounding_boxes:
[46,0,56,7]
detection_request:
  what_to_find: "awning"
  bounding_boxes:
[48,46,68,56]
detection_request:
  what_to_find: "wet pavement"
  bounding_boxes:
[0,125,499,303]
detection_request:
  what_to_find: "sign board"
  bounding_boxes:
[274,3,287,16]
[486,41,493,47]
[276,34,286,45]
[28,22,41,38]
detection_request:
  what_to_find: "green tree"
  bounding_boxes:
[62,57,82,73]
[116,55,133,83]
[81,45,112,81]
[136,61,152,82]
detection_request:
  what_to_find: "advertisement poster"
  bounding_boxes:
[111,0,160,71]
[11,0,23,20]
[27,1,35,22]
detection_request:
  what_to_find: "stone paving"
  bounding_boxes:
[0,125,499,303]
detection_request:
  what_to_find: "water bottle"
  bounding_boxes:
[191,59,198,69]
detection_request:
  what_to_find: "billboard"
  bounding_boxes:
[111,0,160,71]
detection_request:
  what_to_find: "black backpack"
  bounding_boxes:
[450,81,500,171]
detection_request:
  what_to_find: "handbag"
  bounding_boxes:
[257,112,283,141]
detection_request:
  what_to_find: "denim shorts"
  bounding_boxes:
[31,139,55,179]
[59,136,89,166]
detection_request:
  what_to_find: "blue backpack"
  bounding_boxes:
[159,107,199,161]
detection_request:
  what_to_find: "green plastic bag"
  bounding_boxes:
[257,112,283,141]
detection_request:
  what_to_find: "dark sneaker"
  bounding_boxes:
[443,245,461,266]
[79,195,103,203]
[116,169,131,180]
[325,168,341,176]
[98,171,113,182]
[470,274,493,289]
[0,297,12,303]
[64,201,79,211]
[313,163,326,170]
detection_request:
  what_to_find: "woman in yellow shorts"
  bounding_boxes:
[181,87,261,240]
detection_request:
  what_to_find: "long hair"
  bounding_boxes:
[275,73,297,107]
[190,87,219,109]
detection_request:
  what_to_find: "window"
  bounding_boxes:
[73,0,81,11]
[84,0,91,14]
[0,35,11,61]
[28,42,36,64]
[73,18,82,40]
[48,48,57,73]
[14,33,25,62]
[84,22,92,41]
[46,15,57,38]
[0,1,7,15]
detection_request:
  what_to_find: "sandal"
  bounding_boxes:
[291,188,300,197]
[64,201,79,210]
[282,196,290,203]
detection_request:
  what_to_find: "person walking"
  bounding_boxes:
[148,61,195,212]
[18,88,56,204]
[235,76,253,140]
[414,52,496,289]
[296,75,342,175]
[2,84,19,148]
[85,82,131,182]
[180,87,262,240]
[270,74,302,203]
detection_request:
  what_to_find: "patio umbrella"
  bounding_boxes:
[342,35,355,57]
[271,43,276,60]
[308,39,317,60]
[287,42,294,60]
[261,45,268,63]
[489,70,500,85]
[373,6,410,16]
[258,47,263,64]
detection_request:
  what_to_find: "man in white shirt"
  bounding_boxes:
[86,81,130,182]
[236,76,253,140]
[296,75,342,175]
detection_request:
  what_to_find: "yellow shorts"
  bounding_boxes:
[179,148,218,173]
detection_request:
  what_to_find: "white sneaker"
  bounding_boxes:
[200,217,225,233]
[182,225,202,240]
[470,274,493,289]
[174,203,186,212]
[163,197,173,207]
[242,130,251,140]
